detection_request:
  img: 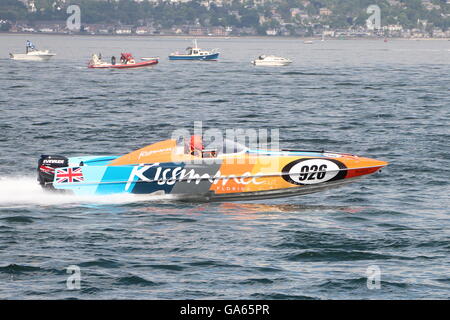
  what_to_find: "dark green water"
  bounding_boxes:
[0,35,449,299]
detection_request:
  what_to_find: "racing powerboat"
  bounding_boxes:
[169,40,219,61]
[251,55,292,66]
[10,40,55,61]
[88,53,158,69]
[37,137,388,201]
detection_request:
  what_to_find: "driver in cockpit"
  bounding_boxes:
[189,135,204,157]
[186,135,217,158]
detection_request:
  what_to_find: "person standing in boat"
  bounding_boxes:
[26,40,36,54]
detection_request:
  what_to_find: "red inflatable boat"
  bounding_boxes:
[88,53,158,69]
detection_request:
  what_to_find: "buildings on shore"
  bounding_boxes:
[4,21,450,39]
[2,0,450,38]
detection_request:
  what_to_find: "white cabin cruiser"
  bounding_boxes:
[251,55,292,66]
[9,41,55,61]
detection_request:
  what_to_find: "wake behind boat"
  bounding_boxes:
[88,53,158,69]
[169,40,219,61]
[9,40,55,61]
[37,137,387,201]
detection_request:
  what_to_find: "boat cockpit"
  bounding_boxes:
[178,136,248,158]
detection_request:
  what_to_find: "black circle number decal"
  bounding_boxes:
[282,158,347,185]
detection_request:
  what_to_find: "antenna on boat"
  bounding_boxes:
[193,39,198,48]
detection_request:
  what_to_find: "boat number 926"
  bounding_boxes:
[298,164,327,181]
[282,159,347,185]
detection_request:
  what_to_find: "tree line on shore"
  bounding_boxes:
[1,0,449,34]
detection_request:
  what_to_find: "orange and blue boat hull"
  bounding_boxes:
[38,141,387,201]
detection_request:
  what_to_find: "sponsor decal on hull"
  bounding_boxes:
[138,148,173,160]
[126,163,264,189]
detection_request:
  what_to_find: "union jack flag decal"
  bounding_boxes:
[55,167,84,183]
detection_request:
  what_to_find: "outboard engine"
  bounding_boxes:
[37,155,68,190]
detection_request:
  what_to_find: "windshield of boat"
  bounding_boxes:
[220,139,247,154]
[178,138,247,157]
[206,139,248,156]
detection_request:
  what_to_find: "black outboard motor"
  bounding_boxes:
[37,155,68,190]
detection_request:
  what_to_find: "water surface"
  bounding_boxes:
[0,35,449,299]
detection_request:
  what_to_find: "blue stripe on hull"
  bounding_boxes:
[169,53,219,61]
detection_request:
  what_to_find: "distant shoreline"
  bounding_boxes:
[1,31,449,41]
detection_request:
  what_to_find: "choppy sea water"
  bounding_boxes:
[0,34,449,299]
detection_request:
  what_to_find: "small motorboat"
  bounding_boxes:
[169,40,219,61]
[88,53,158,69]
[303,40,314,44]
[10,40,55,61]
[251,55,292,66]
[37,136,388,201]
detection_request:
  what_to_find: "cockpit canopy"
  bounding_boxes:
[109,137,250,166]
